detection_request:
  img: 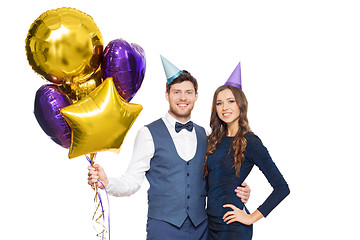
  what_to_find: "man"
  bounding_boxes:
[88,56,250,239]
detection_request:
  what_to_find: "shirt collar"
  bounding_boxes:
[164,112,192,129]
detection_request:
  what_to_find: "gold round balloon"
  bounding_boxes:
[60,66,103,102]
[25,7,103,85]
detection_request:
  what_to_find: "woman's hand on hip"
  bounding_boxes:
[223,204,253,225]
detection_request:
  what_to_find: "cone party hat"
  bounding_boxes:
[224,62,242,89]
[160,55,183,84]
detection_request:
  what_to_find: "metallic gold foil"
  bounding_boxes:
[61,78,143,159]
[25,7,103,85]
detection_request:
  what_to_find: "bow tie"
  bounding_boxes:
[175,121,194,133]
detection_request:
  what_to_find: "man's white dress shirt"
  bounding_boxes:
[106,112,198,197]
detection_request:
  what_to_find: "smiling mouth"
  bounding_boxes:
[177,103,189,108]
[222,112,232,117]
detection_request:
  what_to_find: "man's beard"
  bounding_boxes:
[169,104,193,120]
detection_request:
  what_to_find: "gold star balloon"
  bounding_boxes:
[60,77,143,159]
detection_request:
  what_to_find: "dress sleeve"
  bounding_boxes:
[246,133,290,217]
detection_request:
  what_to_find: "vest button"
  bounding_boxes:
[187,173,190,176]
[187,184,190,188]
[187,162,190,165]
[187,195,190,199]
[187,206,190,210]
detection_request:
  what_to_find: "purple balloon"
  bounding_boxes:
[102,38,146,102]
[34,85,72,148]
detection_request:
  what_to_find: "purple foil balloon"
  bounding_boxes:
[34,85,72,148]
[102,38,146,102]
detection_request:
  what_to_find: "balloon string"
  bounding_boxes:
[86,154,111,240]
[93,183,106,239]
[97,179,111,240]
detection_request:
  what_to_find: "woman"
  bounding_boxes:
[204,70,290,239]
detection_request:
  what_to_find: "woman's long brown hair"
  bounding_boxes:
[204,85,251,176]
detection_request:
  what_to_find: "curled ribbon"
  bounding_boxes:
[86,153,111,240]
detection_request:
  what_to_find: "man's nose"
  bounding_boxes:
[179,93,187,100]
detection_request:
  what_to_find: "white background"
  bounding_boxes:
[2,0,360,239]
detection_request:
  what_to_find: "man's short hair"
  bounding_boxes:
[166,70,198,94]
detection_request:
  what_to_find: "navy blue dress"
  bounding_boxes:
[206,133,290,240]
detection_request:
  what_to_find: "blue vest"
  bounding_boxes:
[145,119,208,227]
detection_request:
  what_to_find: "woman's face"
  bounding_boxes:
[216,88,240,125]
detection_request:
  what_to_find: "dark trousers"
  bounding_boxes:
[146,217,209,240]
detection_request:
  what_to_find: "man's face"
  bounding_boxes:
[165,80,198,122]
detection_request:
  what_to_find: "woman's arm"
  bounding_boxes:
[248,134,290,217]
[222,133,290,225]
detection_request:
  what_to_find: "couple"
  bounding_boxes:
[88,56,290,240]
